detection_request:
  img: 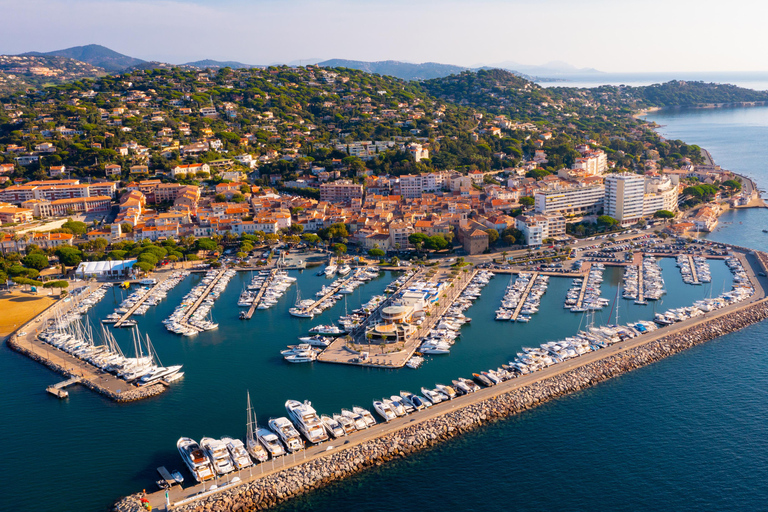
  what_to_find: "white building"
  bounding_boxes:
[642,175,679,216]
[571,149,608,175]
[534,182,605,216]
[515,214,566,246]
[605,173,645,226]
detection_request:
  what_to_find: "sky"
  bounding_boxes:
[2,0,768,72]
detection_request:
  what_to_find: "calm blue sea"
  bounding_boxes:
[2,105,768,512]
[539,71,768,90]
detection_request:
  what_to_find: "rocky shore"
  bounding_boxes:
[113,299,768,512]
[6,336,165,403]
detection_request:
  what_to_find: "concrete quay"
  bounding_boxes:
[6,283,166,402]
[114,248,768,512]
[511,271,539,321]
[318,267,477,368]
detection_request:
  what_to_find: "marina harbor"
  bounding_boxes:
[5,238,768,512]
[117,246,767,512]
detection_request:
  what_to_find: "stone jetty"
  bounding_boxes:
[113,297,768,512]
[7,336,165,403]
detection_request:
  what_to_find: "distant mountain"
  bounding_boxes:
[184,59,259,69]
[20,44,144,72]
[318,59,471,81]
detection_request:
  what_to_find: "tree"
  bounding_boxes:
[55,246,83,267]
[61,219,87,236]
[653,210,675,219]
[408,232,428,247]
[722,179,742,191]
[486,229,499,245]
[332,243,347,255]
[134,261,154,273]
[597,215,618,228]
[214,193,227,202]
[195,238,218,251]
[290,223,304,233]
[231,193,245,203]
[519,196,535,208]
[302,233,320,245]
[22,252,49,271]
[368,248,385,258]
[120,223,133,234]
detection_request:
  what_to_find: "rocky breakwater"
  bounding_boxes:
[6,336,165,403]
[113,300,768,512]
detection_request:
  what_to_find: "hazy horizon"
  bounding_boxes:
[2,0,768,73]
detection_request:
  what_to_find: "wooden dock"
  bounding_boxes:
[638,262,645,303]
[46,376,83,398]
[511,272,539,321]
[243,269,277,319]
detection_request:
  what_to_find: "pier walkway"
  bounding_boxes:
[574,263,592,310]
[243,269,277,320]
[511,272,539,321]
[114,275,172,327]
[305,275,353,316]
[638,263,645,303]
[180,269,227,328]
[46,376,83,398]
[688,255,700,284]
[141,250,768,512]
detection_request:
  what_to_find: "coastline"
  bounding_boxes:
[114,249,768,512]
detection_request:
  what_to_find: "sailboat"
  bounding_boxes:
[138,334,183,386]
[289,285,314,318]
[245,391,269,462]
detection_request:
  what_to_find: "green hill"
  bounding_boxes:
[20,44,144,71]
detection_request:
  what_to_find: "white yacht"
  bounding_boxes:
[341,409,368,430]
[320,415,346,438]
[337,264,351,276]
[177,437,215,483]
[222,437,253,470]
[268,417,304,452]
[333,413,358,435]
[256,426,285,458]
[245,391,269,462]
[372,400,397,422]
[352,406,376,427]
[324,265,337,276]
[285,400,330,444]
[200,437,235,475]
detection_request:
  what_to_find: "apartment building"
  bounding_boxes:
[605,173,645,226]
[515,214,566,246]
[642,175,679,216]
[319,180,363,203]
[534,181,605,216]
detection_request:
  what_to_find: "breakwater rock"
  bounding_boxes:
[6,337,165,403]
[113,300,768,512]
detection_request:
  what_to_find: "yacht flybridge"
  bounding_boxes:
[285,399,330,444]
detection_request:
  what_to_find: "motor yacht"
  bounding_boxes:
[222,437,254,470]
[285,400,329,444]
[333,413,358,435]
[268,417,304,452]
[320,415,346,438]
[256,426,286,458]
[341,409,368,430]
[177,437,215,483]
[200,437,235,475]
[373,400,397,422]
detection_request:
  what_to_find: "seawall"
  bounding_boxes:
[113,297,768,512]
